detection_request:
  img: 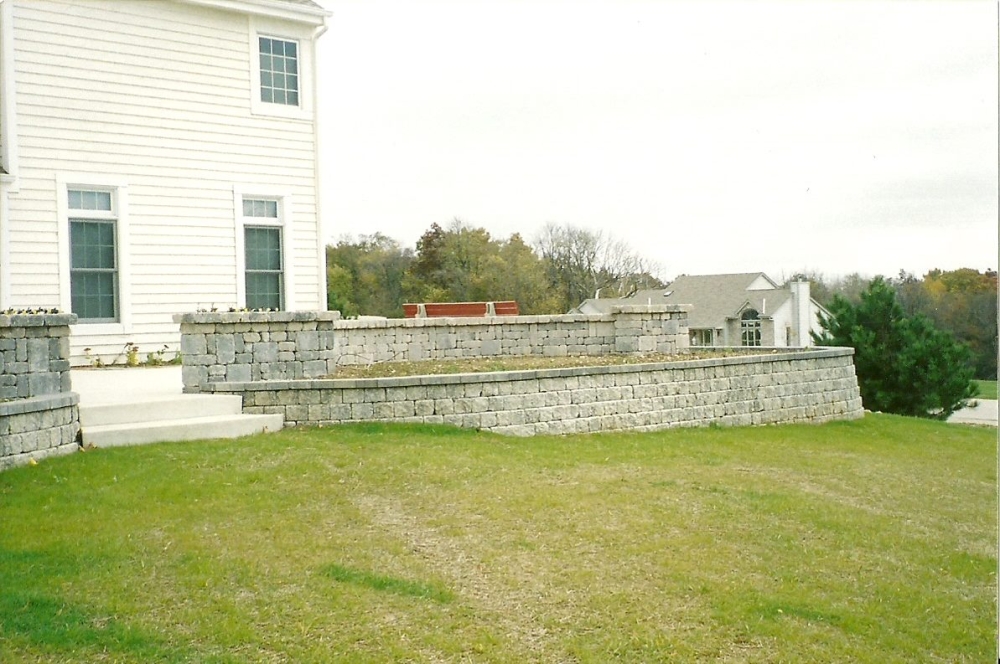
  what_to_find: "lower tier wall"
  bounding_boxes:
[206,348,864,436]
[0,394,81,470]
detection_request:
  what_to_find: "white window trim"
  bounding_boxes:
[233,187,295,310]
[248,16,313,121]
[56,174,131,333]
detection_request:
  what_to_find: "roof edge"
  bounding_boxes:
[178,0,330,24]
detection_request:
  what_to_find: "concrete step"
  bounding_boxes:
[80,395,244,427]
[82,412,284,448]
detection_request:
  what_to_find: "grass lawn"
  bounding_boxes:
[973,380,998,400]
[0,415,995,663]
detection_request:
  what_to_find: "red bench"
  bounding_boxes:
[403,301,520,318]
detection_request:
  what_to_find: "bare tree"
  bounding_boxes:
[534,223,663,310]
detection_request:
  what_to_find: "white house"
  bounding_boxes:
[573,273,829,348]
[0,0,329,364]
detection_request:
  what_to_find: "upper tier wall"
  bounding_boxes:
[174,306,691,393]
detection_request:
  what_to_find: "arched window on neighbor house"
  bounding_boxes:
[740,308,761,347]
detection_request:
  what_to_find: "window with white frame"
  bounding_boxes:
[689,329,714,347]
[242,198,283,310]
[68,188,118,322]
[258,36,299,106]
[740,309,761,347]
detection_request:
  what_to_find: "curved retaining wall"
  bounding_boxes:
[205,348,864,436]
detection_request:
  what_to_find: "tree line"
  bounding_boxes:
[325,220,997,386]
[326,220,663,319]
[794,269,997,380]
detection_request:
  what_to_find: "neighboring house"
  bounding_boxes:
[573,273,829,348]
[0,0,329,364]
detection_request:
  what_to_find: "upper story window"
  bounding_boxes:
[259,36,299,106]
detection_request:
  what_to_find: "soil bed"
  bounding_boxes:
[329,350,756,379]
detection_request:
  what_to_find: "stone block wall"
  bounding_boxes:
[0,313,80,470]
[177,306,690,393]
[205,348,864,435]
[0,313,75,400]
[175,311,342,393]
[0,394,80,470]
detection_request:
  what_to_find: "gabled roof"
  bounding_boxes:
[629,273,778,329]
[571,273,824,330]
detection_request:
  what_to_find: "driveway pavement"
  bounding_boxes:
[948,399,998,426]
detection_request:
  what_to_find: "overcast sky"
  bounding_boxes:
[316,0,998,282]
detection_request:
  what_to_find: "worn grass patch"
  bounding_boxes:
[0,415,994,662]
[330,349,753,379]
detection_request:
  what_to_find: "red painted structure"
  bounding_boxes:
[403,301,520,318]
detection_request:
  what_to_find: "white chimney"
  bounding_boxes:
[789,280,811,347]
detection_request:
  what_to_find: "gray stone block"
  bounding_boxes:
[227,364,252,383]
[180,334,207,355]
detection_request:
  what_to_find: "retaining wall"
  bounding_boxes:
[174,311,342,393]
[204,348,864,436]
[175,306,690,393]
[0,313,81,470]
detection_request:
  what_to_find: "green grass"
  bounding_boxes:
[0,415,995,662]
[973,379,997,400]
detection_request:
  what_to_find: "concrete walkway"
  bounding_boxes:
[71,366,184,406]
[948,399,999,426]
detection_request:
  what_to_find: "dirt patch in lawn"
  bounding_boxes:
[329,350,753,379]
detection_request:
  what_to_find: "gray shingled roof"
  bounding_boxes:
[573,273,796,329]
[650,273,777,329]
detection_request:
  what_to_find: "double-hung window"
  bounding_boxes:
[258,36,299,106]
[243,198,283,310]
[68,189,118,322]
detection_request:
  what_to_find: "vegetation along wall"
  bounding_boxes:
[204,348,864,436]
[0,313,81,470]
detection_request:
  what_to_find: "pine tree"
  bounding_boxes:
[813,277,977,419]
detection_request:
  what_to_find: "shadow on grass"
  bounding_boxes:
[320,563,454,603]
[0,547,232,663]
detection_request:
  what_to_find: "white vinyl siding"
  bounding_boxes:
[4,0,324,361]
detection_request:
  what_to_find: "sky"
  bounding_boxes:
[316,0,998,282]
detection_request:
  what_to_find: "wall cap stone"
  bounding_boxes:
[174,311,342,325]
[331,313,625,329]
[0,392,79,415]
[0,313,78,328]
[203,347,855,393]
